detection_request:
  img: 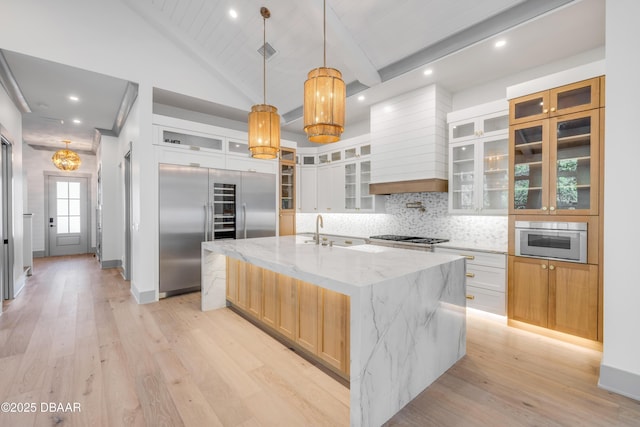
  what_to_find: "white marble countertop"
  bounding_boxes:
[202,235,462,296]
[435,239,507,254]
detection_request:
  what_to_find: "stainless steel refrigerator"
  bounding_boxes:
[158,164,276,298]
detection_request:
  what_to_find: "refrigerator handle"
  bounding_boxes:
[242,203,247,239]
[204,203,209,242]
[209,202,214,241]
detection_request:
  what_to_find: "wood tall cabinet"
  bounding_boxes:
[225,258,350,378]
[507,76,604,343]
[279,147,296,235]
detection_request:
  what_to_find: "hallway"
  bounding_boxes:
[0,255,638,426]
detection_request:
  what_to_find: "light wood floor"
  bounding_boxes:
[0,255,638,426]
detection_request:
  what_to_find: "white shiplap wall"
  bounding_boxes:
[370,84,451,184]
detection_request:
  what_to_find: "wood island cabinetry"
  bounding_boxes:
[225,257,350,378]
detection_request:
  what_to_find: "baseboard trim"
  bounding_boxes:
[101,259,121,269]
[599,364,640,401]
[130,281,156,305]
[33,250,46,258]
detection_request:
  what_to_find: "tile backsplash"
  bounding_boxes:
[296,192,507,249]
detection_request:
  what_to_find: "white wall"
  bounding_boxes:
[0,83,25,308]
[599,0,640,400]
[97,136,123,265]
[451,47,605,110]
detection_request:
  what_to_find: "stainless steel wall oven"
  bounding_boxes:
[515,221,587,263]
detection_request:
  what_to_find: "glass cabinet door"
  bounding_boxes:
[344,163,357,210]
[451,143,476,211]
[549,78,600,117]
[550,110,599,215]
[482,138,509,212]
[359,161,373,210]
[509,91,549,125]
[511,120,549,213]
[280,164,295,210]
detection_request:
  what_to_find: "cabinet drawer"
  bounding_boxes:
[436,247,506,268]
[467,264,506,293]
[466,286,505,316]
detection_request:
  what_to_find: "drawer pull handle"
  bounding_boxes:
[345,240,352,245]
[463,255,475,260]
[549,265,555,271]
[466,295,475,300]
[465,272,475,278]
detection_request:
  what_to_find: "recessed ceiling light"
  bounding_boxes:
[68,95,79,102]
[72,119,82,124]
[358,95,365,101]
[494,39,507,48]
[384,106,392,113]
[423,68,433,76]
[229,9,238,19]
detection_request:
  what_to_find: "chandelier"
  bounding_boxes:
[248,7,280,159]
[303,0,346,143]
[52,140,81,171]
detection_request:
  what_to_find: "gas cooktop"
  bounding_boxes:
[369,235,449,245]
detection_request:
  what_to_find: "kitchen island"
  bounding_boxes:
[201,236,466,426]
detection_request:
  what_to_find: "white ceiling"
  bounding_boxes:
[1,0,604,152]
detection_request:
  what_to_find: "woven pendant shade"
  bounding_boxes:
[248,7,280,159]
[303,67,345,143]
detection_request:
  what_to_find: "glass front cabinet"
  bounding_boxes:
[449,137,509,214]
[510,109,599,215]
[509,77,600,126]
[279,147,296,235]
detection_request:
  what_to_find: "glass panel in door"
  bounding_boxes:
[344,163,357,209]
[451,144,475,210]
[483,138,509,211]
[552,113,596,212]
[512,123,546,211]
[359,161,373,210]
[280,164,294,210]
[452,122,475,139]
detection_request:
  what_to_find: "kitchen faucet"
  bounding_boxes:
[315,214,323,245]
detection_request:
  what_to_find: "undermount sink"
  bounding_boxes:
[298,233,366,247]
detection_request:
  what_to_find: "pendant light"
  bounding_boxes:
[52,140,81,171]
[303,0,346,143]
[248,7,280,159]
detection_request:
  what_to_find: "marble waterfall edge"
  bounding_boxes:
[350,258,466,426]
[201,237,467,427]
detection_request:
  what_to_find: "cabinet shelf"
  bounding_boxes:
[484,168,508,174]
[515,141,543,148]
[557,133,591,144]
[453,189,474,193]
[452,158,474,164]
[485,187,508,191]
[557,184,590,189]
[557,155,590,163]
[515,160,543,167]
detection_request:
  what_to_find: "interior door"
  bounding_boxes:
[1,137,13,300]
[47,175,90,256]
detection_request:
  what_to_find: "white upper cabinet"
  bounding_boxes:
[447,101,509,215]
[299,137,384,214]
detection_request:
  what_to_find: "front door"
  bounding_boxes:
[47,175,89,256]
